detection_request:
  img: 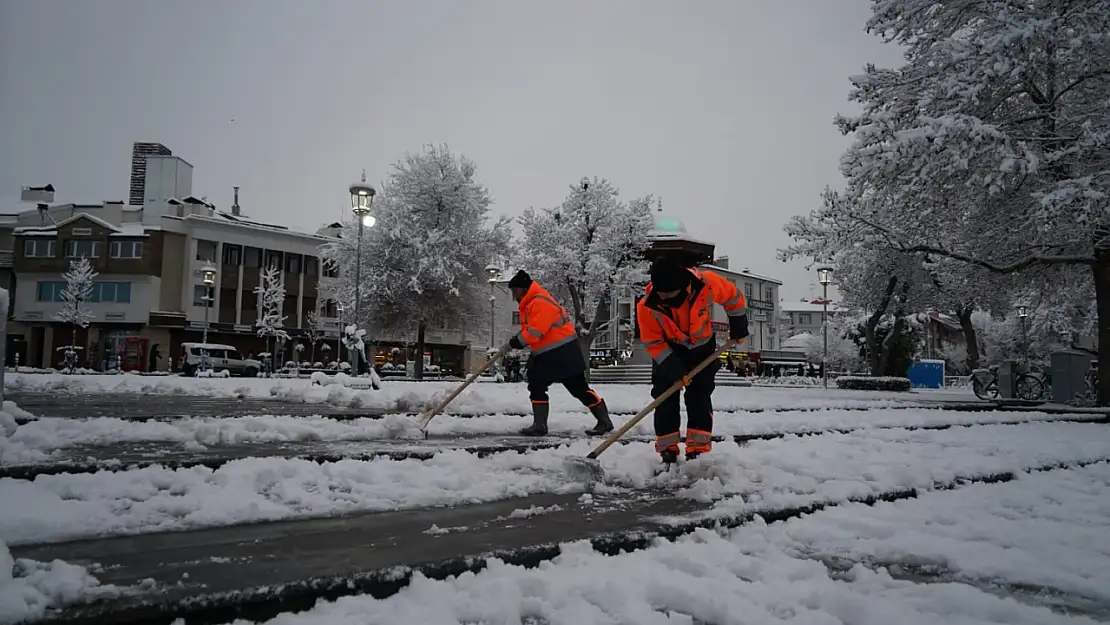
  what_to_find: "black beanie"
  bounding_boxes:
[650,258,690,292]
[508,270,533,289]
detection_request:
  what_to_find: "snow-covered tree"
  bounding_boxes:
[783,0,1110,400]
[305,310,323,364]
[516,177,655,370]
[54,258,96,370]
[254,266,288,372]
[320,144,511,380]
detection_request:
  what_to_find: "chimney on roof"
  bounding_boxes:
[232,186,241,216]
[714,255,729,269]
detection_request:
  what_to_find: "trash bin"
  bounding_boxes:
[907,359,945,389]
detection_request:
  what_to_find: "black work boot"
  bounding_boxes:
[520,402,549,436]
[660,448,679,465]
[584,400,614,435]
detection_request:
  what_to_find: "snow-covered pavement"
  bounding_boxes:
[3,421,1109,546]
[223,464,1110,625]
[3,381,1109,624]
[4,370,977,415]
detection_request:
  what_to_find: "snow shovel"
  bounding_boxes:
[564,339,740,483]
[418,348,506,437]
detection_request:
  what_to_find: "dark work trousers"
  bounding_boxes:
[651,343,720,438]
[528,372,602,407]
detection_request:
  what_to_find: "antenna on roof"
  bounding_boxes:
[361,169,367,183]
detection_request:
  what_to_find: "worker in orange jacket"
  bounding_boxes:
[504,270,613,436]
[636,258,748,464]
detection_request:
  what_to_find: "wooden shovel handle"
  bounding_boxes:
[419,349,505,431]
[586,339,740,459]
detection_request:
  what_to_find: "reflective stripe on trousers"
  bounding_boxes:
[656,431,680,453]
[686,427,712,453]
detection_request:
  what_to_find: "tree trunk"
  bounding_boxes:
[1092,255,1110,406]
[415,320,426,381]
[956,305,980,371]
[865,277,899,374]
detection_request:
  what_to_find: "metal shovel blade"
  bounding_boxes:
[563,455,604,483]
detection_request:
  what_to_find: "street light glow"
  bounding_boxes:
[201,265,217,286]
[1018,305,1028,318]
[817,266,834,286]
[362,214,376,228]
[349,181,376,216]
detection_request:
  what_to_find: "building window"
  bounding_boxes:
[285,253,302,274]
[244,246,261,267]
[223,244,243,266]
[266,250,283,270]
[36,281,65,302]
[24,239,56,258]
[799,313,812,325]
[91,282,132,303]
[512,311,520,325]
[744,283,753,299]
[193,285,214,307]
[110,240,143,259]
[322,259,339,278]
[65,240,100,258]
[764,287,774,302]
[321,300,338,317]
[304,256,318,276]
[196,239,217,262]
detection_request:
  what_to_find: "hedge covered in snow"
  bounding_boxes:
[834,376,912,392]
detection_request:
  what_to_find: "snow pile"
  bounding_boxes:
[5,371,972,413]
[2,407,1079,467]
[216,497,1096,625]
[0,537,120,625]
[765,463,1110,606]
[3,422,1109,545]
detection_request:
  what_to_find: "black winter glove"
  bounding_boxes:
[655,354,688,385]
[728,314,750,341]
[508,335,525,351]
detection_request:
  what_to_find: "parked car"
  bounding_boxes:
[179,342,261,377]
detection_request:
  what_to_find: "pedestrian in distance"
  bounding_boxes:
[636,258,750,464]
[503,270,614,437]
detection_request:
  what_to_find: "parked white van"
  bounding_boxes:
[179,342,262,377]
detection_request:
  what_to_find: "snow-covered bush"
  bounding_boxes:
[835,376,912,392]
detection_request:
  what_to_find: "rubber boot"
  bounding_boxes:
[584,400,614,435]
[520,402,549,436]
[660,448,679,465]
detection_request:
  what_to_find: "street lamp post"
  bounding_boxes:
[817,266,834,389]
[336,302,345,370]
[1017,305,1028,361]
[486,264,499,348]
[349,171,376,375]
[201,264,217,372]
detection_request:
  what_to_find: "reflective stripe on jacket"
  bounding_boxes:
[516,281,578,355]
[636,268,747,363]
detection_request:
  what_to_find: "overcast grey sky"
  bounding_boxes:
[0,0,902,300]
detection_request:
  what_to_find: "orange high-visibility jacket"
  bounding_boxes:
[636,268,747,363]
[515,281,578,355]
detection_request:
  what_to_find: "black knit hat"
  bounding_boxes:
[508,270,533,289]
[650,258,690,292]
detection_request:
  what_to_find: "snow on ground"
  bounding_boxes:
[0,536,121,625]
[0,407,1091,468]
[3,421,1108,546]
[217,466,1109,625]
[762,462,1110,609]
[5,371,974,414]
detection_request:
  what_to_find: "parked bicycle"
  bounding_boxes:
[971,366,1000,400]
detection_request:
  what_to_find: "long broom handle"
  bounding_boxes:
[419,349,505,431]
[586,339,739,460]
